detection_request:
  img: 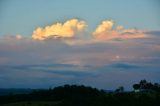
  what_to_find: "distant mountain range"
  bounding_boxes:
[0,88,33,96]
[0,88,113,96]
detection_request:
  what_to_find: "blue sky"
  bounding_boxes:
[0,0,160,90]
[0,0,159,36]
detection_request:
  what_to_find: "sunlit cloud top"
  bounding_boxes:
[32,19,87,40]
[31,18,146,41]
[93,20,145,41]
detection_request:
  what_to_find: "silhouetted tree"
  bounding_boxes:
[133,80,160,92]
[115,86,124,93]
[133,84,140,90]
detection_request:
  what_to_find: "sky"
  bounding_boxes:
[0,0,160,90]
[0,0,160,36]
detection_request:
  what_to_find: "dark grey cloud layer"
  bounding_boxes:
[0,33,160,90]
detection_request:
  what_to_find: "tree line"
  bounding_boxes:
[0,80,160,106]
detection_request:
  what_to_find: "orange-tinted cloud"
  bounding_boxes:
[32,19,146,41]
[93,20,145,40]
[32,19,87,40]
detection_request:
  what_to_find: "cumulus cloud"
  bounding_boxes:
[93,20,145,40]
[31,19,147,41]
[93,20,114,34]
[32,19,87,40]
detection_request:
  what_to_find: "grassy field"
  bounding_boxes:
[1,101,62,106]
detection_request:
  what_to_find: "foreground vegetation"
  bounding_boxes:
[0,101,61,106]
[0,80,160,106]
